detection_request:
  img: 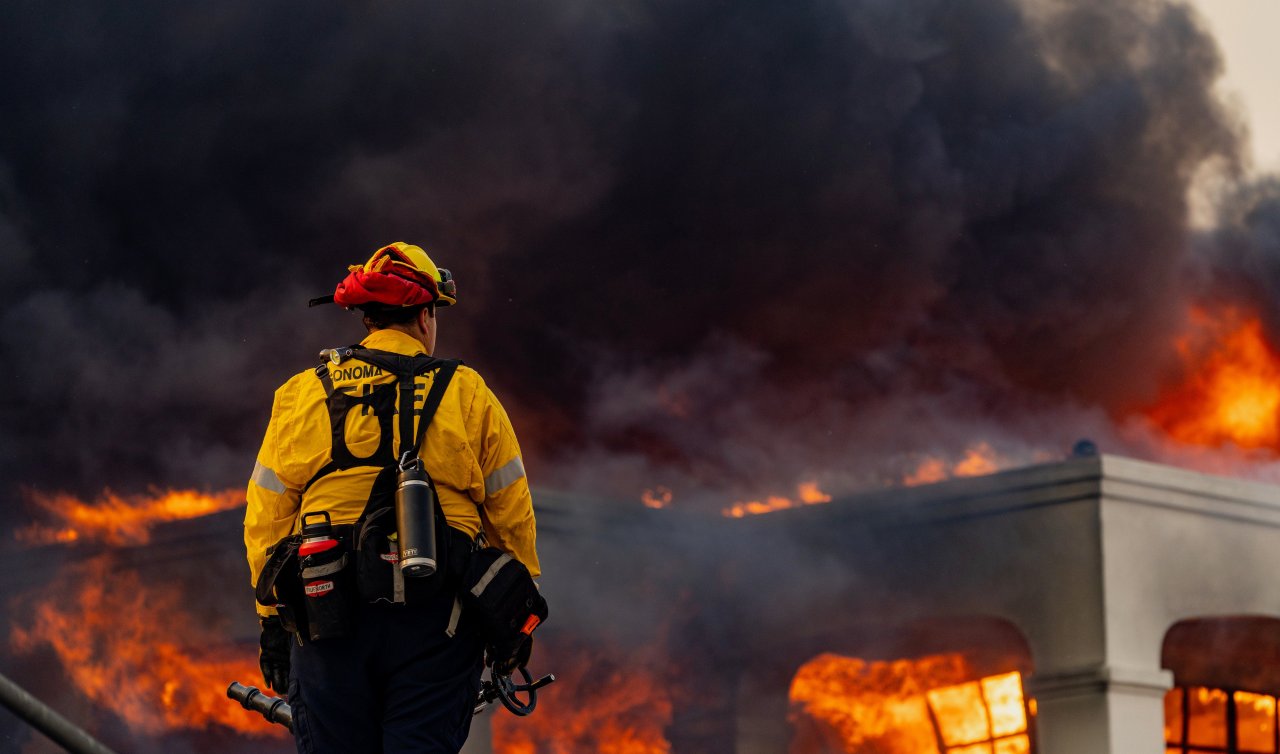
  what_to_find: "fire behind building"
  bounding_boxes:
[3,452,1280,754]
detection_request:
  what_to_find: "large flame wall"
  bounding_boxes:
[10,554,276,738]
[3,491,281,752]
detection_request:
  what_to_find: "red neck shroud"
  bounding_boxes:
[333,267,437,308]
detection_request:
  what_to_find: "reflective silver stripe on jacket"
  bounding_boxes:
[445,598,463,637]
[484,456,526,497]
[470,553,513,598]
[251,461,286,494]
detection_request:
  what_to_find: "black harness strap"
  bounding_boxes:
[303,364,343,488]
[411,360,459,459]
[398,358,417,461]
[303,348,461,491]
[315,363,335,397]
[304,377,398,491]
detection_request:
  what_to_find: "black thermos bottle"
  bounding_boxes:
[395,464,437,578]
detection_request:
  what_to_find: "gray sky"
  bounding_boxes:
[1190,0,1280,171]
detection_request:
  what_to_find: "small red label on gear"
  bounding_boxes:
[304,580,334,597]
[520,614,541,635]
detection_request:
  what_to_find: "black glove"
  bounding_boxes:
[489,635,533,677]
[259,616,292,694]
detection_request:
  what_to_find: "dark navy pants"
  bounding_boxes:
[288,589,484,754]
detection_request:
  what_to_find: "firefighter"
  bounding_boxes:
[244,242,540,753]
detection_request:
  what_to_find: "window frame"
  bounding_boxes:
[1167,686,1280,754]
[923,674,1036,754]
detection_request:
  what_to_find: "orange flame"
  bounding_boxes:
[902,443,1003,487]
[789,653,1030,754]
[722,481,833,518]
[16,488,243,546]
[642,486,673,509]
[9,554,282,738]
[1234,691,1276,751]
[491,642,671,754]
[1146,308,1280,451]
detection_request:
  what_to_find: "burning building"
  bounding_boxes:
[7,452,1280,754]
[720,451,1280,754]
[480,451,1280,754]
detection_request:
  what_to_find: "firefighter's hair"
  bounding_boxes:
[361,303,434,330]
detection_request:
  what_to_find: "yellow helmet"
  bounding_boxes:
[314,242,457,309]
[358,242,457,307]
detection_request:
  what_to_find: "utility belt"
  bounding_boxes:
[257,518,546,656]
[256,516,476,643]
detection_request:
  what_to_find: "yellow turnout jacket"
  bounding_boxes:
[244,328,539,617]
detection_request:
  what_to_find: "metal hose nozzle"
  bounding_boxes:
[227,682,293,732]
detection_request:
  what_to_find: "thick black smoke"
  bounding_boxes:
[0,0,1266,509]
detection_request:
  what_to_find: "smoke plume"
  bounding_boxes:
[0,0,1271,511]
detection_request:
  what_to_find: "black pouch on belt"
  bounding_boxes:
[256,535,307,638]
[297,512,356,642]
[355,505,404,604]
[460,548,548,659]
[355,506,457,605]
[355,466,456,605]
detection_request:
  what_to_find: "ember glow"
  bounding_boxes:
[16,487,243,546]
[1146,308,1280,452]
[642,486,673,510]
[9,554,280,738]
[717,443,1015,519]
[902,443,1005,487]
[723,481,834,518]
[491,642,672,754]
[789,653,1030,754]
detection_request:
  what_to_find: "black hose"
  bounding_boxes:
[0,669,119,754]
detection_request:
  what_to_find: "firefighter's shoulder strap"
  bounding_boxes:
[304,346,461,491]
[409,357,459,458]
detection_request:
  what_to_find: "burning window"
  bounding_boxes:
[1166,687,1280,753]
[925,673,1031,754]
[789,653,1033,754]
[1162,616,1280,753]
